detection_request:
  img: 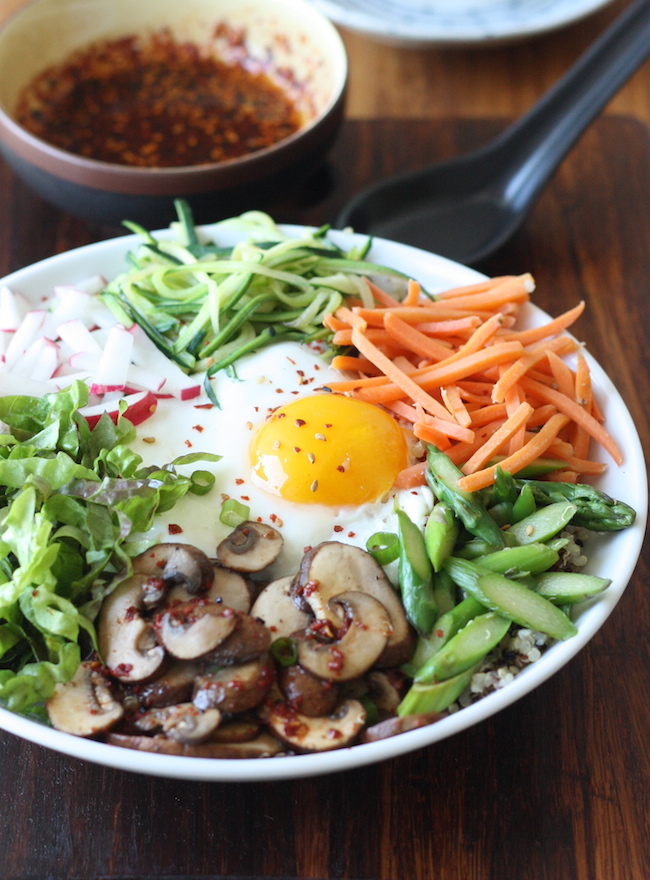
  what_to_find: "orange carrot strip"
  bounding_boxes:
[561,456,607,476]
[491,335,578,403]
[394,461,427,488]
[384,312,454,362]
[441,384,472,428]
[504,384,527,455]
[414,316,481,336]
[332,328,396,347]
[432,274,534,312]
[414,415,475,444]
[518,376,622,464]
[457,413,571,492]
[350,326,455,422]
[351,304,502,327]
[572,351,593,459]
[403,279,422,307]
[383,399,418,423]
[331,355,384,376]
[441,314,505,364]
[435,276,516,299]
[367,280,402,308]
[413,422,458,448]
[461,401,534,475]
[526,404,558,428]
[502,301,585,346]
[445,422,506,466]
[342,341,524,403]
[323,313,349,332]
[469,403,509,426]
[547,350,576,400]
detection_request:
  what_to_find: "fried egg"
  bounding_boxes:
[129,340,433,579]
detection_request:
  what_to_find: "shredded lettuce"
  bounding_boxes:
[0,381,219,716]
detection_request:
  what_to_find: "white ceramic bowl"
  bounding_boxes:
[0,0,347,225]
[0,225,645,781]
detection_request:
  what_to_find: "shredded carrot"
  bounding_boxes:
[457,413,571,492]
[461,402,534,475]
[322,271,621,489]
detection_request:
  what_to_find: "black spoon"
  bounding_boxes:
[336,0,650,265]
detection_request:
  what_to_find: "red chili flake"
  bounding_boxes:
[235,478,245,485]
[15,30,303,168]
[333,525,344,533]
[436,629,445,638]
[192,424,204,432]
[194,403,214,409]
[297,370,305,377]
[336,465,345,473]
[276,388,284,393]
[240,495,250,501]
[293,446,301,453]
[303,545,312,553]
[277,412,286,419]
[327,728,343,740]
[184,439,192,447]
[324,423,333,428]
[327,647,345,675]
[295,418,306,427]
[347,531,356,538]
[168,523,183,535]
[124,605,139,622]
[113,663,134,676]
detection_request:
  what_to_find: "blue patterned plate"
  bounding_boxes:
[307,0,615,46]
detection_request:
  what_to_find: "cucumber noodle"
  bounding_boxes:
[102,201,409,402]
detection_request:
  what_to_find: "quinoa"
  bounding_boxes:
[446,525,590,713]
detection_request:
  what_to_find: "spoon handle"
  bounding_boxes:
[490,0,650,210]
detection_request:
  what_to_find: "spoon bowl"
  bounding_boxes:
[338,0,650,265]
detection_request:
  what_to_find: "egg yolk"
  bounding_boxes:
[250,394,409,506]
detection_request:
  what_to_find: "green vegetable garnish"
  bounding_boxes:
[0,382,216,717]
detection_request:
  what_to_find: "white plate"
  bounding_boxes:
[0,226,645,781]
[306,0,616,47]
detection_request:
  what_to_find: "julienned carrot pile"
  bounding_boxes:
[323,274,622,493]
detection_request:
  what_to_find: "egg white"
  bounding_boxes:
[128,339,433,580]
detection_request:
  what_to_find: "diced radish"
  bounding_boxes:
[69,351,99,372]
[86,298,123,329]
[0,286,29,332]
[89,324,133,394]
[50,370,94,390]
[129,325,201,400]
[126,362,167,393]
[44,287,93,334]
[0,371,51,398]
[30,340,60,382]
[71,275,107,295]
[4,310,47,369]
[79,389,158,428]
[11,337,59,381]
[56,318,103,355]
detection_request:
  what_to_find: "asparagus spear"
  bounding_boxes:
[515,480,636,531]
[425,446,505,548]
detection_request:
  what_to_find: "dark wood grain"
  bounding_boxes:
[0,116,649,880]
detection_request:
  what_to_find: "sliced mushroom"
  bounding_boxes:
[211,716,262,744]
[165,564,254,614]
[293,542,414,667]
[216,521,283,573]
[126,703,221,744]
[98,574,167,683]
[154,599,238,660]
[250,575,311,640]
[107,731,284,758]
[367,670,406,716]
[358,711,442,744]
[204,613,272,666]
[193,655,275,714]
[133,543,214,596]
[296,591,392,682]
[47,661,124,737]
[125,661,200,710]
[264,697,367,753]
[278,663,341,717]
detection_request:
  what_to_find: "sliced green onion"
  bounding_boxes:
[189,470,215,496]
[366,531,400,566]
[270,637,298,667]
[220,498,250,527]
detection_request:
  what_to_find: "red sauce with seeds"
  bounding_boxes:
[15,29,303,168]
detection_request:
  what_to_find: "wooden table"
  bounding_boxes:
[1,2,650,879]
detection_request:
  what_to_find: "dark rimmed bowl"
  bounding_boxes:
[0,0,347,226]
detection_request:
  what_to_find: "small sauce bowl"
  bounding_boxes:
[0,0,348,225]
